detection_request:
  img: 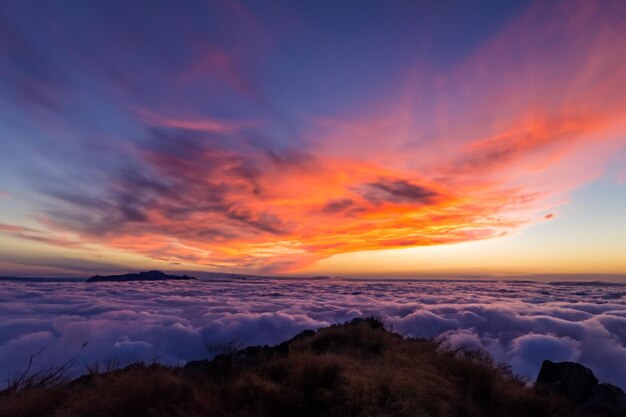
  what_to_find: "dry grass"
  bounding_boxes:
[0,317,576,417]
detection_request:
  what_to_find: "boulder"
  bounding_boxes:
[535,360,598,402]
[536,360,626,417]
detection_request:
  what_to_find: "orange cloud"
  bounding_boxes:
[34,138,539,272]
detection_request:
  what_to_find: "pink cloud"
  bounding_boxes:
[135,108,258,134]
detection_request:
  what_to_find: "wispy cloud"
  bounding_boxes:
[0,223,84,249]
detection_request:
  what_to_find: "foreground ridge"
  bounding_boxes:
[0,318,621,417]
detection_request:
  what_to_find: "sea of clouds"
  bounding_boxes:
[0,278,625,389]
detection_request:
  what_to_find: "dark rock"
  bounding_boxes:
[536,360,626,417]
[535,360,598,402]
[87,270,196,283]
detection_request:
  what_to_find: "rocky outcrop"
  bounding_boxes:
[535,360,598,401]
[87,270,196,283]
[536,360,626,417]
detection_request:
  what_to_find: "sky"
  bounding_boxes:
[0,0,625,277]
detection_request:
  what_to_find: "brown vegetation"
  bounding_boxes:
[0,317,578,417]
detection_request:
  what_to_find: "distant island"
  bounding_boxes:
[87,270,196,283]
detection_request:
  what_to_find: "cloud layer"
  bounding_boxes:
[0,278,624,389]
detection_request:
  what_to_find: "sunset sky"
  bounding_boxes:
[1,0,625,277]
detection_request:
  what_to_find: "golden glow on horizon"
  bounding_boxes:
[304,231,626,276]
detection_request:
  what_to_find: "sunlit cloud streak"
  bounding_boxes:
[0,224,84,249]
